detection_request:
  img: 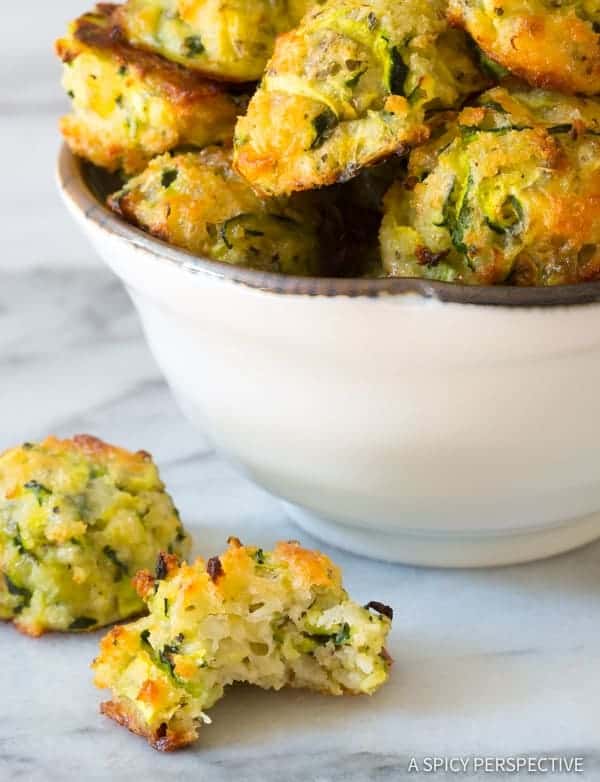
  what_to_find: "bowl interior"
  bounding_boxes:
[59,145,600,306]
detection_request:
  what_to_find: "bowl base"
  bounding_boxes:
[283,504,600,568]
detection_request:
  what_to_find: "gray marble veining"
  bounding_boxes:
[2,3,600,779]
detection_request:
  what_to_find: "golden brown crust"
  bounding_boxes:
[10,617,44,638]
[273,541,340,588]
[132,569,156,599]
[7,609,146,638]
[234,74,423,197]
[12,617,124,637]
[0,435,156,500]
[56,5,245,173]
[56,5,239,109]
[73,433,151,462]
[133,551,181,598]
[96,623,133,657]
[447,1,600,95]
[26,434,153,471]
[100,699,196,751]
[380,648,394,666]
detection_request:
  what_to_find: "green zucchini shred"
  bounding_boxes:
[310,109,339,149]
[69,616,97,630]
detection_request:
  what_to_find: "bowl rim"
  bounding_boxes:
[57,144,600,306]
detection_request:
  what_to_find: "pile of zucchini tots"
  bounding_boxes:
[0,436,393,750]
[57,0,600,285]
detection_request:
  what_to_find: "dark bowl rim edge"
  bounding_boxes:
[56,144,600,307]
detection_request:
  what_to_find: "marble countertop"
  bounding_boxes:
[2,4,600,780]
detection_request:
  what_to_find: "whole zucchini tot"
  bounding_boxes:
[56,4,247,174]
[114,0,314,82]
[234,0,488,196]
[0,436,191,636]
[380,88,600,286]
[448,0,600,96]
[108,146,329,275]
[93,538,393,750]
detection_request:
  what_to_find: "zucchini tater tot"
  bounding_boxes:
[93,538,393,750]
[115,0,314,81]
[380,88,600,285]
[448,0,600,96]
[0,436,191,637]
[108,147,328,275]
[234,0,488,196]
[56,5,246,174]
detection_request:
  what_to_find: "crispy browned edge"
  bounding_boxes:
[446,5,600,95]
[1,616,45,638]
[99,655,394,751]
[234,126,422,198]
[99,670,394,752]
[100,698,198,751]
[72,432,152,462]
[106,184,169,241]
[1,606,147,638]
[133,552,181,599]
[55,4,246,106]
[99,554,199,752]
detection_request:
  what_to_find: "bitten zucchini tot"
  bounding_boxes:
[94,538,393,750]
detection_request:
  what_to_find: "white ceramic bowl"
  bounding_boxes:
[57,145,600,567]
